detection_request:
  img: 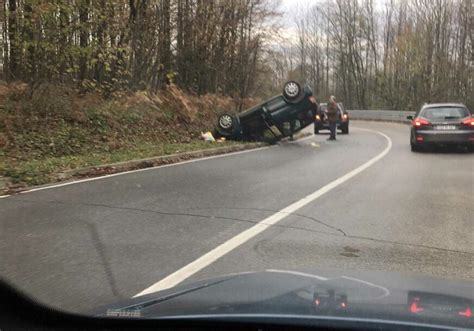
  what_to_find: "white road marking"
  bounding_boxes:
[1,132,318,199]
[288,134,316,143]
[134,128,392,297]
[266,269,328,281]
[341,276,391,299]
[8,146,269,197]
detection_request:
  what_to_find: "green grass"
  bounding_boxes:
[0,83,255,189]
[1,140,242,187]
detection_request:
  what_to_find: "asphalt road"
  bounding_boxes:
[0,121,472,313]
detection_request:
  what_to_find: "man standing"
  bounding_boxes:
[327,95,338,140]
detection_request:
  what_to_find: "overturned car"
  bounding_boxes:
[215,81,318,141]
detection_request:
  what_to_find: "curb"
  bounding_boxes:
[57,132,310,180]
[0,131,314,197]
[1,142,267,196]
[60,142,267,179]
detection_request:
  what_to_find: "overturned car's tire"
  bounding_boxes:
[282,81,303,103]
[216,113,241,139]
[218,114,234,130]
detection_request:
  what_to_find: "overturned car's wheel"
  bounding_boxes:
[216,113,241,139]
[282,81,303,103]
[218,114,234,130]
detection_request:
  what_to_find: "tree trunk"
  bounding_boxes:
[7,0,18,80]
[79,0,90,81]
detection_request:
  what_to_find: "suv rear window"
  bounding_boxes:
[421,107,469,119]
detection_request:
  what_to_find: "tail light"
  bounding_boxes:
[410,300,424,313]
[462,117,474,127]
[412,118,431,128]
[315,114,321,120]
[459,307,472,318]
[342,114,348,120]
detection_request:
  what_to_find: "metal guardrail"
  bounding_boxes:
[348,110,416,123]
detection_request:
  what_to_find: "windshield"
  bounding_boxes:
[422,107,470,119]
[0,0,473,329]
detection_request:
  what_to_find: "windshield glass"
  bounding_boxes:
[0,0,473,329]
[422,107,470,119]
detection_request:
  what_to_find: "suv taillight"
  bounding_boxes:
[412,118,431,128]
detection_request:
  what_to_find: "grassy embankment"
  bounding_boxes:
[0,83,256,188]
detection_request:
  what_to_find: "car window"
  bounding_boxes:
[421,107,469,119]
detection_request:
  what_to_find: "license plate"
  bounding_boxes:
[436,125,456,130]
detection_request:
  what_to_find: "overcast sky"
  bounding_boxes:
[276,0,386,41]
[279,0,328,24]
[276,0,324,41]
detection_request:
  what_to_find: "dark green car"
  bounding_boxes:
[215,81,318,141]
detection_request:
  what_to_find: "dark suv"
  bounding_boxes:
[215,81,318,141]
[314,102,349,134]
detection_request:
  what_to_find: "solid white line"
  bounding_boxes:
[13,146,269,196]
[288,134,316,143]
[266,269,328,281]
[3,133,316,199]
[341,276,391,299]
[133,128,392,297]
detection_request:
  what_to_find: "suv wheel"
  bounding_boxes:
[411,142,421,152]
[341,125,349,134]
[282,81,302,101]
